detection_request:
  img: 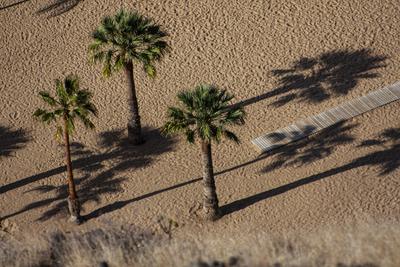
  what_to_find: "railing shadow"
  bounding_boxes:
[221,126,400,216]
[85,122,356,220]
[262,121,356,173]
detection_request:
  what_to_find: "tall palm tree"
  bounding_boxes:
[33,75,97,224]
[162,84,245,220]
[89,9,168,145]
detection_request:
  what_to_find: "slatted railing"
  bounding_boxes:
[252,82,400,153]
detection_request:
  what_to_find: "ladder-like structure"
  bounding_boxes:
[252,82,400,153]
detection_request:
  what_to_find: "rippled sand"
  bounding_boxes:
[1,0,400,236]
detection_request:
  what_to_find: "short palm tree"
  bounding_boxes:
[33,75,97,224]
[89,9,168,145]
[162,84,245,220]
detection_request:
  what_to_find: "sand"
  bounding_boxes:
[1,0,400,238]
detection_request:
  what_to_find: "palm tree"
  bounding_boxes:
[89,9,168,145]
[33,75,97,224]
[162,84,245,220]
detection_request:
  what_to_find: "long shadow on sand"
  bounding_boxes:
[0,125,30,158]
[0,0,82,16]
[0,0,30,10]
[232,49,386,109]
[1,127,176,221]
[37,0,83,17]
[85,122,356,220]
[8,123,398,221]
[88,124,400,220]
[221,127,400,216]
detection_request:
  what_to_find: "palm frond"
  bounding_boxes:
[42,112,56,124]
[55,79,68,105]
[79,115,95,129]
[162,120,187,136]
[114,54,125,72]
[33,108,47,118]
[34,75,97,140]
[214,126,223,143]
[223,108,246,125]
[54,109,64,116]
[223,130,240,144]
[55,126,63,143]
[177,91,194,111]
[185,129,196,143]
[83,103,98,116]
[33,109,56,124]
[38,91,57,106]
[66,117,75,135]
[73,107,95,129]
[89,9,169,78]
[163,84,245,145]
[199,123,212,142]
[64,75,79,95]
[102,50,114,77]
[144,63,156,78]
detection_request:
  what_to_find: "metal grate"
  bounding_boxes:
[252,82,400,153]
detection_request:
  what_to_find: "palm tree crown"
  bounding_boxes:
[162,84,245,144]
[33,75,97,137]
[89,9,169,78]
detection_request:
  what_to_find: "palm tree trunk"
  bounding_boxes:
[63,115,81,223]
[201,141,220,220]
[125,60,144,145]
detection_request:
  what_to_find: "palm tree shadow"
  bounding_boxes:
[0,0,30,11]
[0,0,82,16]
[232,49,387,109]
[0,127,176,221]
[221,126,400,216]
[83,122,355,221]
[0,125,30,158]
[36,0,82,17]
[262,121,356,173]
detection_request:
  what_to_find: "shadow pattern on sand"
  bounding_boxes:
[5,122,398,221]
[0,125,30,158]
[84,122,354,220]
[222,126,400,215]
[232,49,386,109]
[0,0,82,17]
[1,127,176,221]
[262,121,356,173]
[0,0,30,10]
[17,122,398,220]
[37,0,83,17]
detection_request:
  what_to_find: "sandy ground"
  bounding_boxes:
[1,0,400,238]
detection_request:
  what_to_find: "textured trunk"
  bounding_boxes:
[125,61,144,145]
[201,141,220,220]
[63,115,81,224]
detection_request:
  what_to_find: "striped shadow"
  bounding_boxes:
[252,82,400,153]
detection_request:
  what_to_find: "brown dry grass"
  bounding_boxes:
[1,221,399,267]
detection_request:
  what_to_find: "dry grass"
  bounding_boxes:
[1,221,399,267]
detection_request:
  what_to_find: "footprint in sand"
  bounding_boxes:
[0,219,18,235]
[9,111,19,120]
